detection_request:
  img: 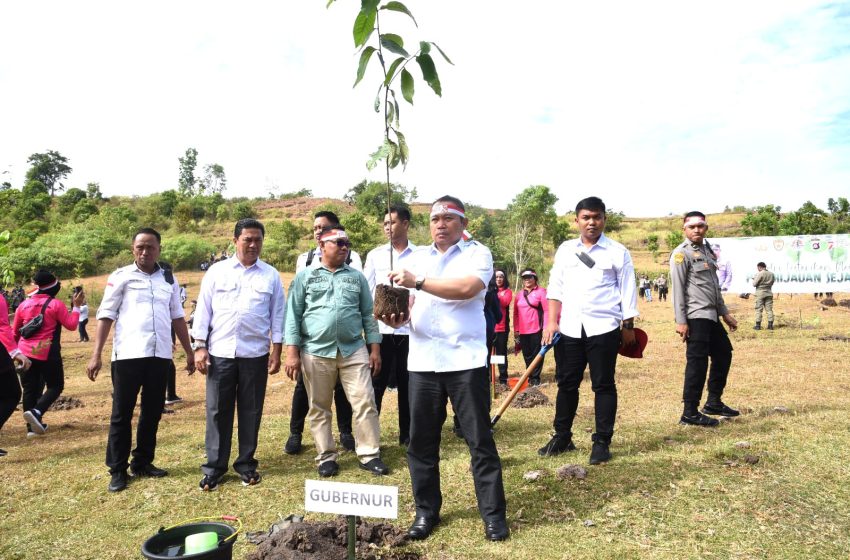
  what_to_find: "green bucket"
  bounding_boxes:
[141,521,237,559]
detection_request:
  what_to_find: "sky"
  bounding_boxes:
[1,1,849,217]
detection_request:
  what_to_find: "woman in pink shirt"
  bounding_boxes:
[13,270,83,436]
[513,268,548,386]
[1,295,31,456]
[491,269,513,385]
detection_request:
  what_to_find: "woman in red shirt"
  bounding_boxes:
[513,269,549,386]
[13,270,83,436]
[491,269,513,385]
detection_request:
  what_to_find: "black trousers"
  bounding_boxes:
[519,331,543,383]
[553,327,621,443]
[21,358,64,418]
[0,359,22,432]
[203,354,269,477]
[658,287,668,301]
[407,367,507,522]
[492,332,509,382]
[166,360,178,400]
[289,373,352,436]
[78,319,89,341]
[683,318,733,404]
[374,334,410,444]
[106,357,169,473]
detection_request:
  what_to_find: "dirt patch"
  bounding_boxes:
[819,334,850,342]
[511,387,550,409]
[839,299,850,308]
[245,517,420,560]
[821,297,837,307]
[50,395,84,411]
[556,464,588,480]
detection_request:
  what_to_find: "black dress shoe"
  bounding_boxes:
[318,460,339,477]
[702,401,740,417]
[340,432,356,452]
[131,463,168,477]
[538,435,576,456]
[680,412,719,427]
[589,441,611,465]
[484,518,509,541]
[407,515,439,540]
[108,471,128,492]
[359,458,390,475]
[284,433,302,455]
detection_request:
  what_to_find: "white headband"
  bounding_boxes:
[684,216,707,227]
[430,202,465,219]
[320,229,349,242]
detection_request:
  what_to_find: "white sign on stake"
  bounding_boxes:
[305,479,398,519]
[491,355,506,365]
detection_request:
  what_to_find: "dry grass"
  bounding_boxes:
[1,275,849,559]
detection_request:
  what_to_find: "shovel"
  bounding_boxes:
[491,332,560,427]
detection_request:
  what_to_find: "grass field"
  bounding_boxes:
[1,271,849,559]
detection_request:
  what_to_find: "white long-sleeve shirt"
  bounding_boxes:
[191,256,285,359]
[547,234,639,338]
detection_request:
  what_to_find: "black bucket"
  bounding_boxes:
[141,521,237,560]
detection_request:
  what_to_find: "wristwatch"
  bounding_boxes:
[415,275,425,291]
[622,319,634,330]
[191,340,207,351]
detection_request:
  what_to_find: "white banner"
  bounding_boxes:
[305,479,398,519]
[706,234,850,294]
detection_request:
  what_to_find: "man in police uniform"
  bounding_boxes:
[670,212,739,427]
[752,262,775,330]
[87,228,195,492]
[384,195,508,542]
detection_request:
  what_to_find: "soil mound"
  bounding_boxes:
[511,387,549,408]
[245,517,420,560]
[50,396,83,410]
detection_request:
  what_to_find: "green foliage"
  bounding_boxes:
[58,188,88,214]
[647,233,659,257]
[740,205,781,236]
[232,201,257,221]
[13,183,51,224]
[279,188,313,200]
[200,163,227,195]
[666,230,684,250]
[177,147,198,197]
[25,150,72,196]
[344,179,416,219]
[263,220,309,271]
[498,185,559,275]
[827,197,849,233]
[86,182,103,200]
[342,211,384,256]
[605,209,625,231]
[0,230,14,286]
[551,217,573,249]
[71,199,99,223]
[160,235,216,270]
[778,201,829,235]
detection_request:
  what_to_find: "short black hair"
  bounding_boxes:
[433,195,465,212]
[757,262,766,268]
[319,224,345,237]
[388,204,411,223]
[134,227,161,244]
[315,210,341,223]
[683,211,706,222]
[234,218,265,238]
[575,197,606,215]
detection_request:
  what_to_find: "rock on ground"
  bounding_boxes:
[244,517,420,560]
[556,465,588,480]
[50,396,83,411]
[511,387,550,409]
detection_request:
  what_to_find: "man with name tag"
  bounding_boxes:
[541,196,639,465]
[384,195,509,542]
[363,204,416,446]
[86,228,195,492]
[670,211,739,427]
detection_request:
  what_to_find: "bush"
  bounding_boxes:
[160,235,216,271]
[231,201,257,221]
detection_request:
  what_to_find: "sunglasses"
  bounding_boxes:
[324,239,351,248]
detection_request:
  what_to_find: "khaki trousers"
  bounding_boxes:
[301,347,380,465]
[754,292,774,323]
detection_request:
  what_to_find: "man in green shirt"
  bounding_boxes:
[285,225,388,478]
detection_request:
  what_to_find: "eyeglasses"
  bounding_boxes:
[324,239,351,248]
